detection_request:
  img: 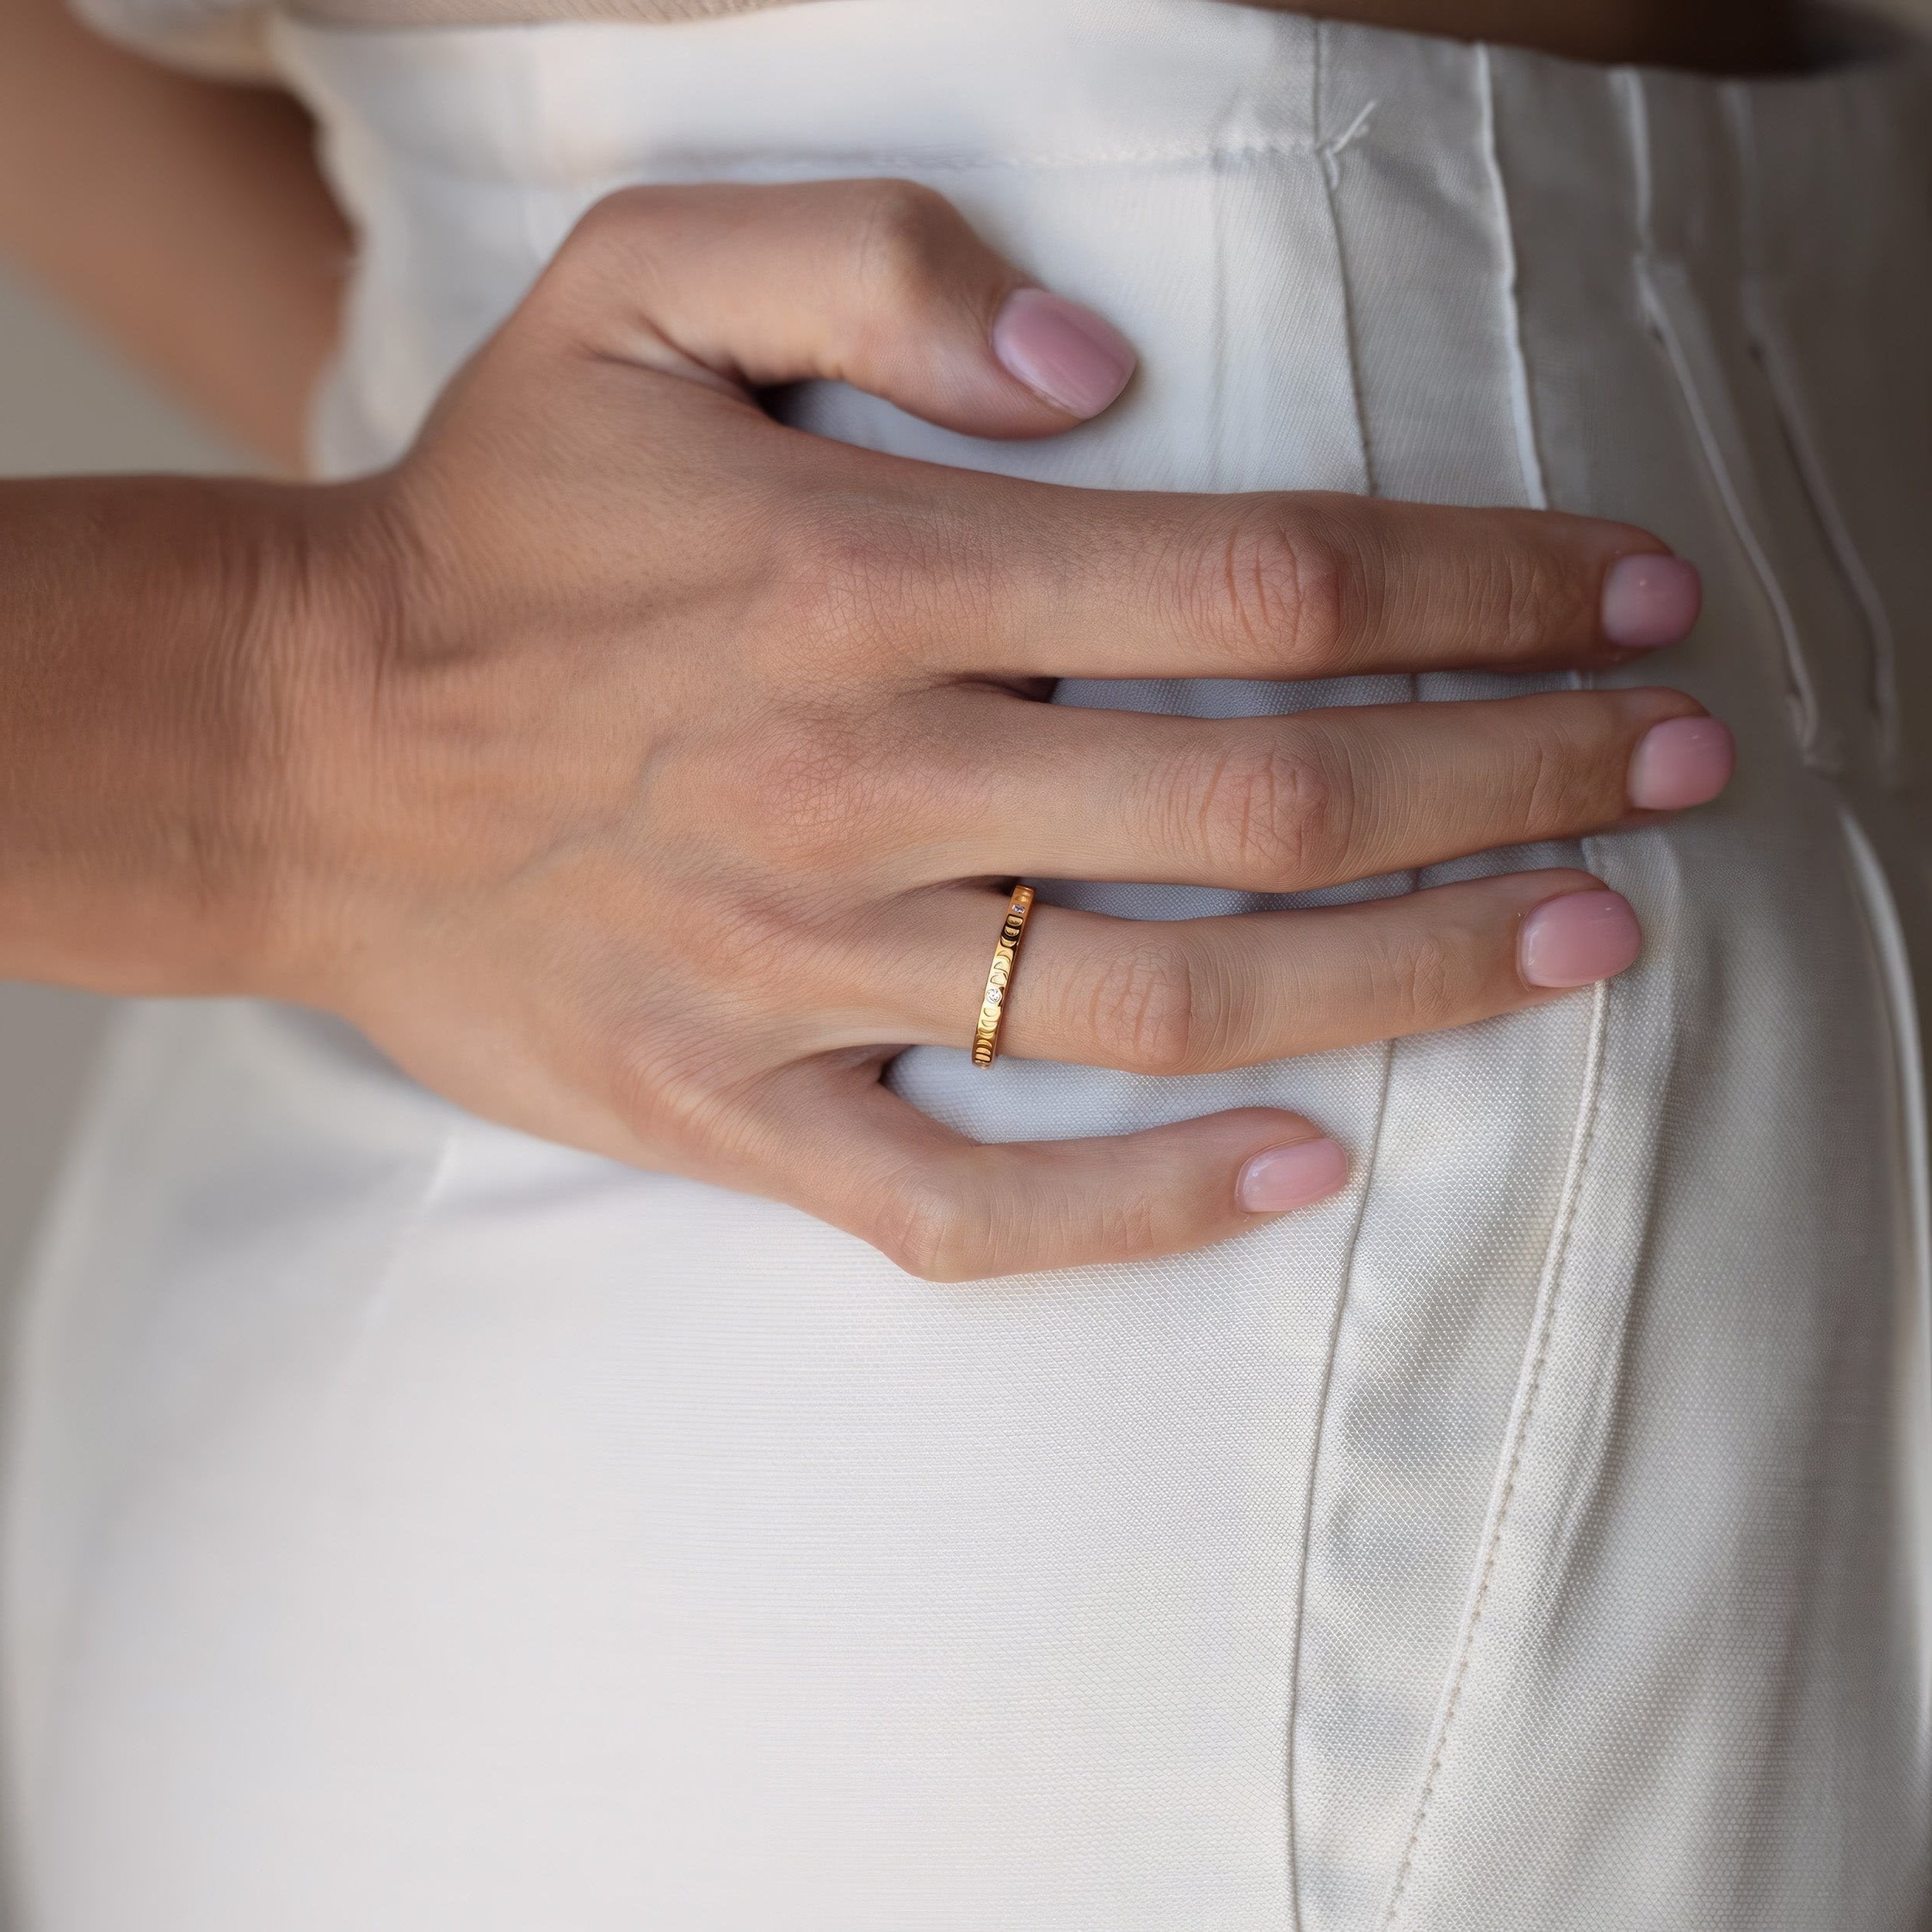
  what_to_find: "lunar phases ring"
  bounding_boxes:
[971,884,1036,1068]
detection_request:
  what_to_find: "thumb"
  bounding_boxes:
[539,177,1138,439]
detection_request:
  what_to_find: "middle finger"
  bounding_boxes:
[895,686,1733,893]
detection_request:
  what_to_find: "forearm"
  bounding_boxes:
[0,474,352,993]
[0,0,350,471]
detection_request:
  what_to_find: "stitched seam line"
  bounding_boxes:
[1311,29,1376,498]
[1283,1040,1396,1932]
[1740,281,1903,784]
[1377,60,1577,1924]
[1835,804,1932,1747]
[1284,36,1391,1928]
[324,131,1376,196]
[1476,45,1546,514]
[1635,257,1834,770]
[1381,976,1611,1929]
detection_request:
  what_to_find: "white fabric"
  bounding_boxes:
[7,3,1932,1924]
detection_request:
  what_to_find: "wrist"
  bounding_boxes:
[0,473,385,1001]
[202,473,410,1009]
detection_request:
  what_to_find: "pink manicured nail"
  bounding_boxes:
[1601,554,1702,648]
[1628,716,1736,811]
[991,287,1137,418]
[1519,889,1643,989]
[1236,1138,1349,1214]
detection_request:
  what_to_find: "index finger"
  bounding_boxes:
[910,479,1700,679]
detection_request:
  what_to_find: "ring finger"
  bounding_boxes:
[862,870,1640,1075]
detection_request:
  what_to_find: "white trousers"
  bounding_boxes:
[7,3,1932,1925]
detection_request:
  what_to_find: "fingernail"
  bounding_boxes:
[1236,1138,1349,1214]
[1519,889,1643,989]
[991,287,1136,418]
[1628,715,1736,811]
[1601,554,1702,648]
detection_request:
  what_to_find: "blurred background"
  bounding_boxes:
[0,265,239,1325]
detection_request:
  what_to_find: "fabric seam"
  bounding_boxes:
[308,134,1379,195]
[1637,256,1835,771]
[1284,32,1392,1929]
[1835,804,1932,1742]
[1475,45,1547,512]
[1380,975,1611,1928]
[1739,279,1903,784]
[1282,1042,1396,1932]
[1380,66,1596,1915]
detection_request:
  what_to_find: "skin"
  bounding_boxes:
[0,0,1748,1277]
[0,0,349,468]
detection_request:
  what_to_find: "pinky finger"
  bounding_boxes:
[747,1058,1349,1281]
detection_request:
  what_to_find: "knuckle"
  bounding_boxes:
[1401,930,1462,1029]
[574,185,649,241]
[536,187,692,335]
[1180,733,1352,884]
[736,721,876,869]
[869,1170,978,1281]
[1475,540,1568,654]
[1513,730,1587,829]
[846,179,962,305]
[1087,937,1225,1077]
[1371,924,1471,1035]
[1093,1191,1161,1256]
[555,186,660,281]
[1180,503,1363,672]
[771,498,979,678]
[605,1023,717,1148]
[771,505,919,659]
[1501,702,1631,831]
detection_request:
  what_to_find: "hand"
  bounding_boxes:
[278,180,1726,1279]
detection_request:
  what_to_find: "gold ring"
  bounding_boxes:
[971,883,1036,1068]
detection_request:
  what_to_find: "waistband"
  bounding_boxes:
[270,0,1932,196]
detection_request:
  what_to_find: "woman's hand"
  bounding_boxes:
[281,182,1723,1277]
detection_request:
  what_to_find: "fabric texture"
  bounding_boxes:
[6,3,1932,1926]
